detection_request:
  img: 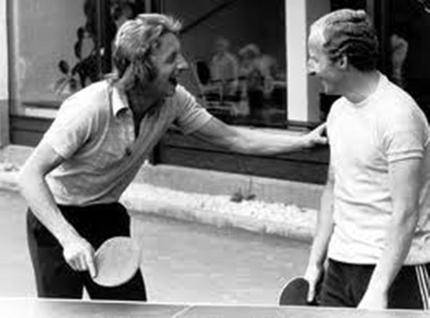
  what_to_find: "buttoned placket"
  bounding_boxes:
[117,109,136,158]
[111,83,138,158]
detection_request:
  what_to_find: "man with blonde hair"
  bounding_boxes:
[304,9,430,310]
[19,13,326,301]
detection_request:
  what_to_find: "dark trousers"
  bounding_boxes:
[320,258,430,309]
[26,202,147,301]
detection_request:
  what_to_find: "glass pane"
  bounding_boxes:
[9,0,143,113]
[387,0,430,118]
[331,0,367,10]
[9,0,87,111]
[163,0,287,128]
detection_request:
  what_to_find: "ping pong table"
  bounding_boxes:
[0,298,428,318]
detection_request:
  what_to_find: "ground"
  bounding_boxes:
[0,190,310,304]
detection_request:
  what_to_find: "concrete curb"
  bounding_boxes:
[122,183,315,242]
[0,171,19,192]
[0,145,317,242]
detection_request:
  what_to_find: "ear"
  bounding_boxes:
[152,25,163,39]
[337,55,348,70]
[116,63,135,91]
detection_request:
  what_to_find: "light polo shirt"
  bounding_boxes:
[42,80,212,206]
[327,73,430,265]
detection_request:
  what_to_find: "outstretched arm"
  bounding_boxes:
[191,117,327,155]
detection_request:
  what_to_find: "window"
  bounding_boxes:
[387,0,430,118]
[162,0,287,128]
[9,0,145,115]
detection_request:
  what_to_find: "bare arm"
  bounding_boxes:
[18,142,96,276]
[191,117,327,155]
[358,158,421,309]
[304,164,335,302]
[19,143,75,243]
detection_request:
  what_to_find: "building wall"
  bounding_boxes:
[286,0,308,123]
[0,0,9,146]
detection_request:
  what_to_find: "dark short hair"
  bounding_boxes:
[312,9,379,71]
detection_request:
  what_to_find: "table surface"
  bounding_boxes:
[0,298,428,318]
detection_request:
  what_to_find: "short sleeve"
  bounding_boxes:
[172,85,213,135]
[326,97,343,140]
[382,105,428,163]
[41,97,94,159]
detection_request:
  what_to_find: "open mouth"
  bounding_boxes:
[168,75,178,87]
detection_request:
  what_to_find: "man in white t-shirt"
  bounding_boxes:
[304,9,430,310]
[18,14,327,301]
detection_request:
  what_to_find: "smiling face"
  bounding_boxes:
[146,32,188,99]
[307,28,345,95]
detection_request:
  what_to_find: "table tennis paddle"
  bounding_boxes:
[92,236,141,287]
[279,276,310,306]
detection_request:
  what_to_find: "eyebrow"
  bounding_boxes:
[166,50,178,63]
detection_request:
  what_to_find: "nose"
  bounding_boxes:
[307,60,316,76]
[177,54,189,71]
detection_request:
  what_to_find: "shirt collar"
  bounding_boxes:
[111,85,131,117]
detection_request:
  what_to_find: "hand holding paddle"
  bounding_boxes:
[304,264,324,304]
[62,235,97,278]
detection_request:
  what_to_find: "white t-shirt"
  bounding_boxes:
[327,73,430,265]
[42,81,212,206]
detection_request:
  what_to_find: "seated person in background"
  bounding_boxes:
[111,0,137,29]
[209,37,239,97]
[238,44,278,120]
[238,43,278,98]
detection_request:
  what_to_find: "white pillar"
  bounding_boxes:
[286,0,308,124]
[0,0,10,146]
[145,0,152,12]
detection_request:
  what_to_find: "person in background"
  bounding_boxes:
[209,36,239,97]
[238,44,278,121]
[19,13,327,301]
[390,33,408,87]
[304,8,430,310]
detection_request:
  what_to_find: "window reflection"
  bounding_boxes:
[389,0,430,118]
[10,0,143,111]
[165,0,287,128]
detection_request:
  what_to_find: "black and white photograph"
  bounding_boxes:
[0,0,429,317]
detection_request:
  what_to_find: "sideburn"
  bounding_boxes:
[135,59,158,82]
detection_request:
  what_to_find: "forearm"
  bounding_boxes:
[307,224,333,270]
[228,127,311,155]
[192,117,326,154]
[307,183,334,270]
[18,169,80,246]
[365,158,422,296]
[366,209,417,294]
